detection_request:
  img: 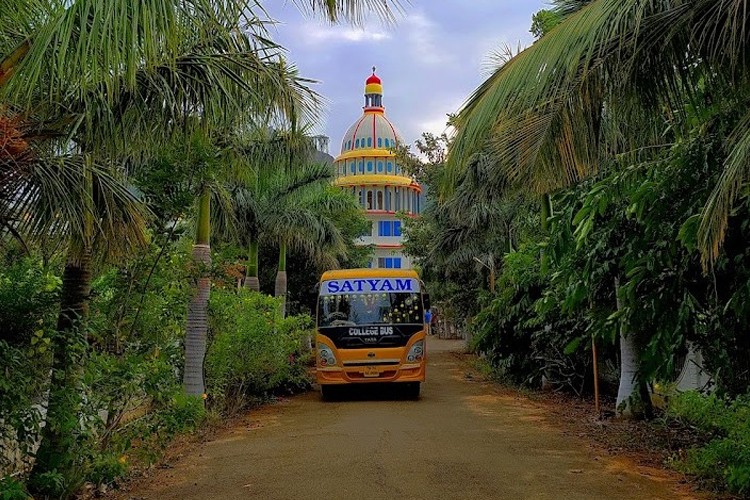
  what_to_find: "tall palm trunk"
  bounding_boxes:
[244,239,260,292]
[274,241,287,317]
[31,247,92,480]
[184,191,211,396]
[614,276,652,418]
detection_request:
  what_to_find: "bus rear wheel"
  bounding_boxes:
[404,382,420,400]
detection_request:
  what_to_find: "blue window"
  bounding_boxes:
[384,138,390,148]
[378,138,383,147]
[393,258,402,269]
[367,161,373,172]
[377,161,384,173]
[367,137,372,147]
[387,162,393,173]
[378,221,402,236]
[358,161,364,173]
[385,258,393,269]
[348,140,352,150]
[350,163,355,174]
[355,138,360,148]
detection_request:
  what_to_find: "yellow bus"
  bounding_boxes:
[315,268,428,399]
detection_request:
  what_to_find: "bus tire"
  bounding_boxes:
[405,382,420,400]
[321,385,338,401]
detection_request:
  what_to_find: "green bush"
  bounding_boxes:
[206,290,313,413]
[0,476,30,500]
[668,391,750,494]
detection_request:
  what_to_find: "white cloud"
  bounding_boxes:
[403,12,449,66]
[301,22,391,44]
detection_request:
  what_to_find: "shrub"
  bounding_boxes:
[668,391,750,494]
[0,476,30,500]
[206,290,313,414]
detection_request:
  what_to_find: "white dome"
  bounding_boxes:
[340,111,403,155]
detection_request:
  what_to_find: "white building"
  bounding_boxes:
[333,69,422,269]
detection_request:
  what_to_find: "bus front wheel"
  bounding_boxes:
[320,385,339,401]
[404,382,420,400]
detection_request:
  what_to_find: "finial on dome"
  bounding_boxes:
[364,66,384,109]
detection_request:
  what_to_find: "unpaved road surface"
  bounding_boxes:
[122,339,695,500]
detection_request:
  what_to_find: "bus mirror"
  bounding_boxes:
[423,293,431,312]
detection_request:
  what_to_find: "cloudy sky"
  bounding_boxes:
[264,1,546,155]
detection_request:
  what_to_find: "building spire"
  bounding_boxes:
[365,66,383,109]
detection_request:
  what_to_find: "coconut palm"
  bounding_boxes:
[447,0,750,416]
[450,0,750,263]
[224,154,352,313]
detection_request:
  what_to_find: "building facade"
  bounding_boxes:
[333,69,421,269]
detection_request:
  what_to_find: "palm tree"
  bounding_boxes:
[0,0,353,481]
[445,0,750,416]
[224,153,352,312]
[450,0,750,264]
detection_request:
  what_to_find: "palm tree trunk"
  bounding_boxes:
[184,191,211,397]
[614,276,652,418]
[244,239,260,292]
[540,192,552,274]
[31,247,92,480]
[274,241,287,317]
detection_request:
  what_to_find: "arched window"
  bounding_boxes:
[377,161,384,173]
[350,162,355,174]
[387,162,393,173]
[366,190,374,210]
[367,137,372,147]
[378,138,383,148]
[367,161,373,172]
[355,138,360,148]
[385,187,392,211]
[376,190,384,210]
[395,187,401,211]
[384,138,390,148]
[358,161,364,173]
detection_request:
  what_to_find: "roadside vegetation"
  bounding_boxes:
[0,0,385,497]
[403,1,750,495]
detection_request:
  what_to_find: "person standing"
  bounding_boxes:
[424,308,433,335]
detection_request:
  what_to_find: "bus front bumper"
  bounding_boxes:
[317,362,426,385]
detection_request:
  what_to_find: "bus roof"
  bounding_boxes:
[320,268,420,281]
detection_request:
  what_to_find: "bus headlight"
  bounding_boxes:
[406,340,424,363]
[318,344,337,367]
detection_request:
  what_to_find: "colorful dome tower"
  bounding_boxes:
[334,68,422,269]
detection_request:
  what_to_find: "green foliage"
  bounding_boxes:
[0,476,30,500]
[0,255,60,345]
[530,10,562,38]
[668,392,750,494]
[206,290,313,414]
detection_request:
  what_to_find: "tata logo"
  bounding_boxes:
[324,278,417,294]
[367,352,376,358]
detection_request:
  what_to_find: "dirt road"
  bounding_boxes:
[122,339,694,500]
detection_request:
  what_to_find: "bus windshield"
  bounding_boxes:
[318,292,423,327]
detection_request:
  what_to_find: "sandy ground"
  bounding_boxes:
[116,338,701,500]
